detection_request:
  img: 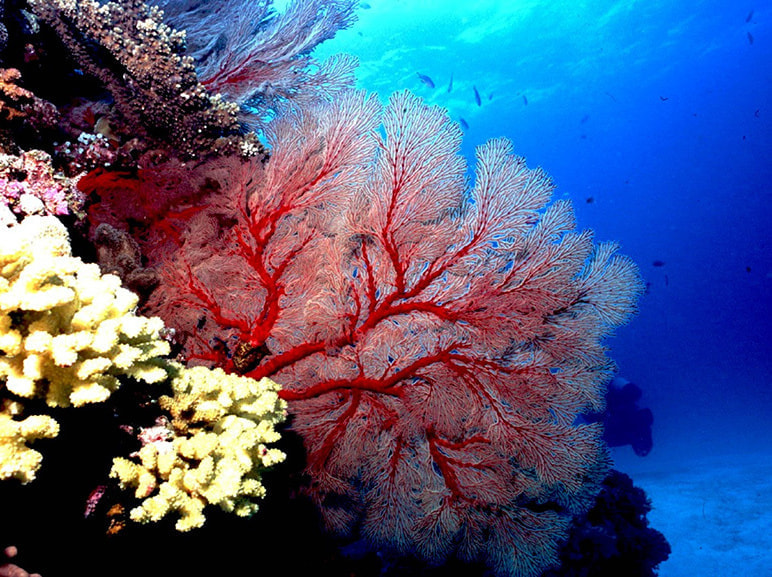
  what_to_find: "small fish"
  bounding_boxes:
[417,72,435,89]
[652,260,666,267]
[747,31,754,44]
[746,9,754,23]
[580,114,590,124]
[585,196,595,204]
[522,94,528,106]
[459,117,469,130]
[447,72,453,93]
[659,95,669,101]
[94,116,119,144]
[746,266,752,273]
[755,109,760,117]
[488,93,494,101]
[473,85,481,106]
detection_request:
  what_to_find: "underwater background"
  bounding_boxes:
[1,0,770,575]
[312,0,772,574]
[313,0,772,462]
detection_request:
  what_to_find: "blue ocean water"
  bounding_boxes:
[314,0,772,463]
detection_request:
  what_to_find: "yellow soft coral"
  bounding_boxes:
[0,215,171,482]
[110,364,287,531]
[0,411,59,482]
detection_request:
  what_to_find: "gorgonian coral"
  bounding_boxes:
[88,89,642,577]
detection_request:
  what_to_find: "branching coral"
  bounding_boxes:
[110,363,286,531]
[0,410,58,483]
[27,0,259,158]
[0,215,170,482]
[0,214,287,531]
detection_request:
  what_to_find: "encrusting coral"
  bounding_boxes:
[0,214,170,482]
[110,363,287,532]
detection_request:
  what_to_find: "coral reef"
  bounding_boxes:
[27,0,259,158]
[91,223,158,298]
[0,1,667,576]
[90,87,642,576]
[543,470,671,577]
[0,68,58,154]
[110,363,286,531]
[0,149,81,218]
[0,215,169,481]
[0,412,58,484]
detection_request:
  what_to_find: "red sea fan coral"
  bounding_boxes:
[94,89,642,577]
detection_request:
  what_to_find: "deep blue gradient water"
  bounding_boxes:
[314,0,772,463]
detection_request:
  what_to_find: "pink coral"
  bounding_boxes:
[0,546,41,577]
[0,150,78,217]
[87,90,641,577]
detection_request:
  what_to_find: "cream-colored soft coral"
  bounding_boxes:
[0,215,171,482]
[110,364,286,531]
[0,411,59,483]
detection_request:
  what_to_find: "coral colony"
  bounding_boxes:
[0,2,668,577]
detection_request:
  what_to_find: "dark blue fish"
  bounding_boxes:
[746,9,754,22]
[417,72,435,89]
[652,260,665,267]
[473,85,481,106]
[459,117,469,130]
[747,31,754,44]
[447,72,453,93]
[522,94,528,106]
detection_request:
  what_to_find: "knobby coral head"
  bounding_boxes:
[86,86,643,576]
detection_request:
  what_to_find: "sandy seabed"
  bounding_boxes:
[614,450,772,576]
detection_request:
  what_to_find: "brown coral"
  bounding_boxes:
[27,0,259,159]
[92,223,158,298]
[0,68,58,154]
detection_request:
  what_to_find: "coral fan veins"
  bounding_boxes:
[95,89,642,576]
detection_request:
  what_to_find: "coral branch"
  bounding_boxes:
[98,88,643,576]
[28,0,256,158]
